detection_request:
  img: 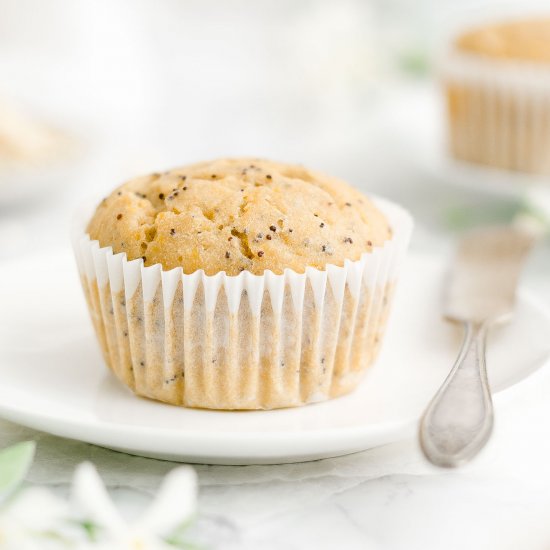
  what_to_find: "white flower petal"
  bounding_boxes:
[139,466,197,536]
[84,532,177,550]
[1,487,68,531]
[0,528,43,550]
[71,462,126,535]
[522,185,550,234]
[0,487,79,550]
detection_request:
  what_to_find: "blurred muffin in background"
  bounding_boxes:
[442,17,550,176]
[0,96,81,205]
[0,97,73,168]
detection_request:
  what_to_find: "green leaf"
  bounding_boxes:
[165,516,205,549]
[0,441,36,500]
[74,519,101,542]
[398,49,431,77]
[444,201,523,231]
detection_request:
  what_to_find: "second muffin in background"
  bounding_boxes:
[76,158,412,410]
[442,17,550,176]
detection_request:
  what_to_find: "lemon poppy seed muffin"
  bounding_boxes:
[77,158,411,410]
[443,18,550,175]
[456,18,550,62]
[87,158,392,276]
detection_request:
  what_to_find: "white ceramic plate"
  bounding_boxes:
[0,156,81,207]
[0,250,549,465]
[426,155,550,199]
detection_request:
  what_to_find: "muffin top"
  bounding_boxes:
[87,158,392,276]
[456,18,550,62]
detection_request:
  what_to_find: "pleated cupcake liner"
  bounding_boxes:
[441,49,550,176]
[73,196,413,410]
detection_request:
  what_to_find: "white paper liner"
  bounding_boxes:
[441,48,550,176]
[72,197,413,410]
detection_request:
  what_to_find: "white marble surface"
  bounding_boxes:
[2,356,550,550]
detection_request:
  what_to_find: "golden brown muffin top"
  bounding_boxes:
[456,18,550,62]
[87,158,392,276]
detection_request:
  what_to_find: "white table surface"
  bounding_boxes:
[2,359,550,550]
[1,84,550,550]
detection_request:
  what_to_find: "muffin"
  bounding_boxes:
[74,158,412,410]
[442,17,550,175]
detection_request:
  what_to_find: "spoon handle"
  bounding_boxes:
[419,321,494,468]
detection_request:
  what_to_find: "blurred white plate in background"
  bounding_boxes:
[0,249,548,465]
[0,155,84,206]
[383,84,550,198]
[424,148,550,200]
